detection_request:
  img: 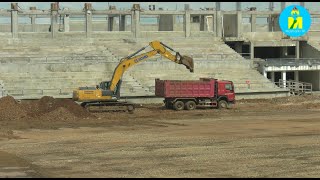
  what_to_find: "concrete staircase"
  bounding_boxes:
[0,35,284,99]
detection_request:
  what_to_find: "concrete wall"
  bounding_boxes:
[242,24,269,33]
[242,32,284,41]
[299,71,320,91]
[301,41,320,58]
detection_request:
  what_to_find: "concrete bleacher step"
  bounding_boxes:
[0,36,281,98]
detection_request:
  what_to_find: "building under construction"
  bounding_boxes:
[0,2,319,101]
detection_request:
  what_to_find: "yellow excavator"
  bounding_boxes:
[72,40,194,113]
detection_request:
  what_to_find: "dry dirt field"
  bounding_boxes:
[0,95,320,177]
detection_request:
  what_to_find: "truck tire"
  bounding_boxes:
[127,105,135,114]
[173,101,184,111]
[218,100,228,109]
[185,101,196,110]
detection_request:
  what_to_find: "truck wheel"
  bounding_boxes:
[185,101,196,110]
[173,101,184,111]
[127,105,135,114]
[218,100,228,109]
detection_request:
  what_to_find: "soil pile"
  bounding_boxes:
[0,96,28,121]
[0,96,93,130]
[24,96,91,118]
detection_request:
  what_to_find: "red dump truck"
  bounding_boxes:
[155,78,235,110]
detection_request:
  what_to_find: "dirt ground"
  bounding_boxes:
[0,95,320,177]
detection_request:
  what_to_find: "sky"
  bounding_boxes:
[0,2,319,24]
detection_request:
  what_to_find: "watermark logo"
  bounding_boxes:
[279,5,311,37]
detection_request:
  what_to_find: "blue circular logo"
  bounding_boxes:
[279,5,311,37]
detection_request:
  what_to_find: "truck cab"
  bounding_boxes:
[217,80,235,105]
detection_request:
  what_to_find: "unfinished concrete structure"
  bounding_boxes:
[0,2,319,101]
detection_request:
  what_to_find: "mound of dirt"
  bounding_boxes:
[24,96,91,118]
[0,96,28,121]
[38,107,78,123]
[0,96,94,130]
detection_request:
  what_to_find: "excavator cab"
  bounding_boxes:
[98,80,122,100]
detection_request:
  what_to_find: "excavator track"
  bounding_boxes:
[81,101,135,113]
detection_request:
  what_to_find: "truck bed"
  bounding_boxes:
[155,78,215,98]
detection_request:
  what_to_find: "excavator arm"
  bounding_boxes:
[109,40,194,92]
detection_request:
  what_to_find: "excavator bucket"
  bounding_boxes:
[180,55,194,72]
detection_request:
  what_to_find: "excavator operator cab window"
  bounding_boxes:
[100,81,110,90]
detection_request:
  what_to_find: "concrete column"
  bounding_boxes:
[294,71,299,82]
[50,3,59,38]
[237,11,242,37]
[64,14,70,32]
[282,71,287,87]
[296,41,300,59]
[263,70,267,78]
[184,11,191,37]
[251,14,256,32]
[119,15,126,31]
[216,11,222,38]
[236,2,241,11]
[250,41,254,59]
[30,16,36,32]
[200,15,205,31]
[215,2,220,11]
[281,2,286,11]
[184,4,190,11]
[268,2,274,32]
[213,13,216,33]
[30,7,36,32]
[300,2,305,7]
[131,4,141,38]
[271,72,275,82]
[85,10,92,37]
[108,16,114,31]
[281,47,288,57]
[85,3,92,38]
[11,3,18,38]
[269,2,274,11]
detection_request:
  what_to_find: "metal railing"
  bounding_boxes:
[275,79,312,95]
